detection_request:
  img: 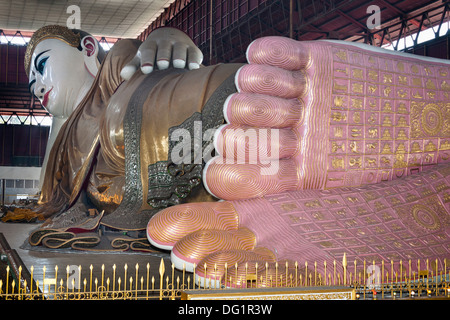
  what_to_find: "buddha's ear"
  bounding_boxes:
[81,35,100,77]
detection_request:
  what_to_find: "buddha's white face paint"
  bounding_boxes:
[28,38,98,118]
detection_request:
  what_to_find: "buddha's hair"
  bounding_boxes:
[25,25,106,77]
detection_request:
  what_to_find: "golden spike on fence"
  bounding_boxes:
[324,261,327,286]
[391,260,394,283]
[30,265,34,294]
[78,265,82,292]
[435,259,439,297]
[112,264,116,292]
[445,258,447,276]
[275,262,279,288]
[265,262,269,287]
[71,278,75,294]
[407,259,411,281]
[343,253,347,285]
[418,259,421,278]
[101,264,105,289]
[181,263,185,289]
[255,262,259,288]
[305,261,308,287]
[400,260,403,282]
[135,263,139,296]
[18,266,22,296]
[146,263,150,298]
[363,260,366,288]
[314,261,317,286]
[89,264,93,296]
[214,263,218,289]
[333,260,336,285]
[285,261,289,288]
[124,264,128,291]
[159,259,165,300]
[151,276,155,291]
[166,276,169,289]
[224,262,228,289]
[204,263,208,289]
[66,265,70,292]
[129,277,133,299]
[192,263,196,290]
[171,263,175,291]
[41,265,45,294]
[22,280,27,300]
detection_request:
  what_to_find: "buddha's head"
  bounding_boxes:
[25,25,106,117]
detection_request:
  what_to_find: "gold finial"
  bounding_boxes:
[24,25,81,77]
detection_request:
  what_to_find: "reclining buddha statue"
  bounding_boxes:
[25,25,449,286]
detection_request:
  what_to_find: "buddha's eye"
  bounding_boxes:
[37,57,49,75]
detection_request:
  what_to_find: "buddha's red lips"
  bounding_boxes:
[42,87,53,107]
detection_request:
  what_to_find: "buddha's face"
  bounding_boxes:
[28,39,94,118]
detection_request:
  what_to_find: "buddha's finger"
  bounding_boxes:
[187,45,203,70]
[171,228,256,272]
[172,42,187,69]
[120,55,140,80]
[194,247,276,288]
[138,39,157,74]
[155,39,172,70]
[147,201,239,250]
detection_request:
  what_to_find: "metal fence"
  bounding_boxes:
[1,255,449,300]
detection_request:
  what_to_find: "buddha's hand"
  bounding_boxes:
[120,27,203,80]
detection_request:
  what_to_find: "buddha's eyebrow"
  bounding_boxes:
[34,49,51,70]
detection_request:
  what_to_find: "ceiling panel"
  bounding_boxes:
[0,0,176,39]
